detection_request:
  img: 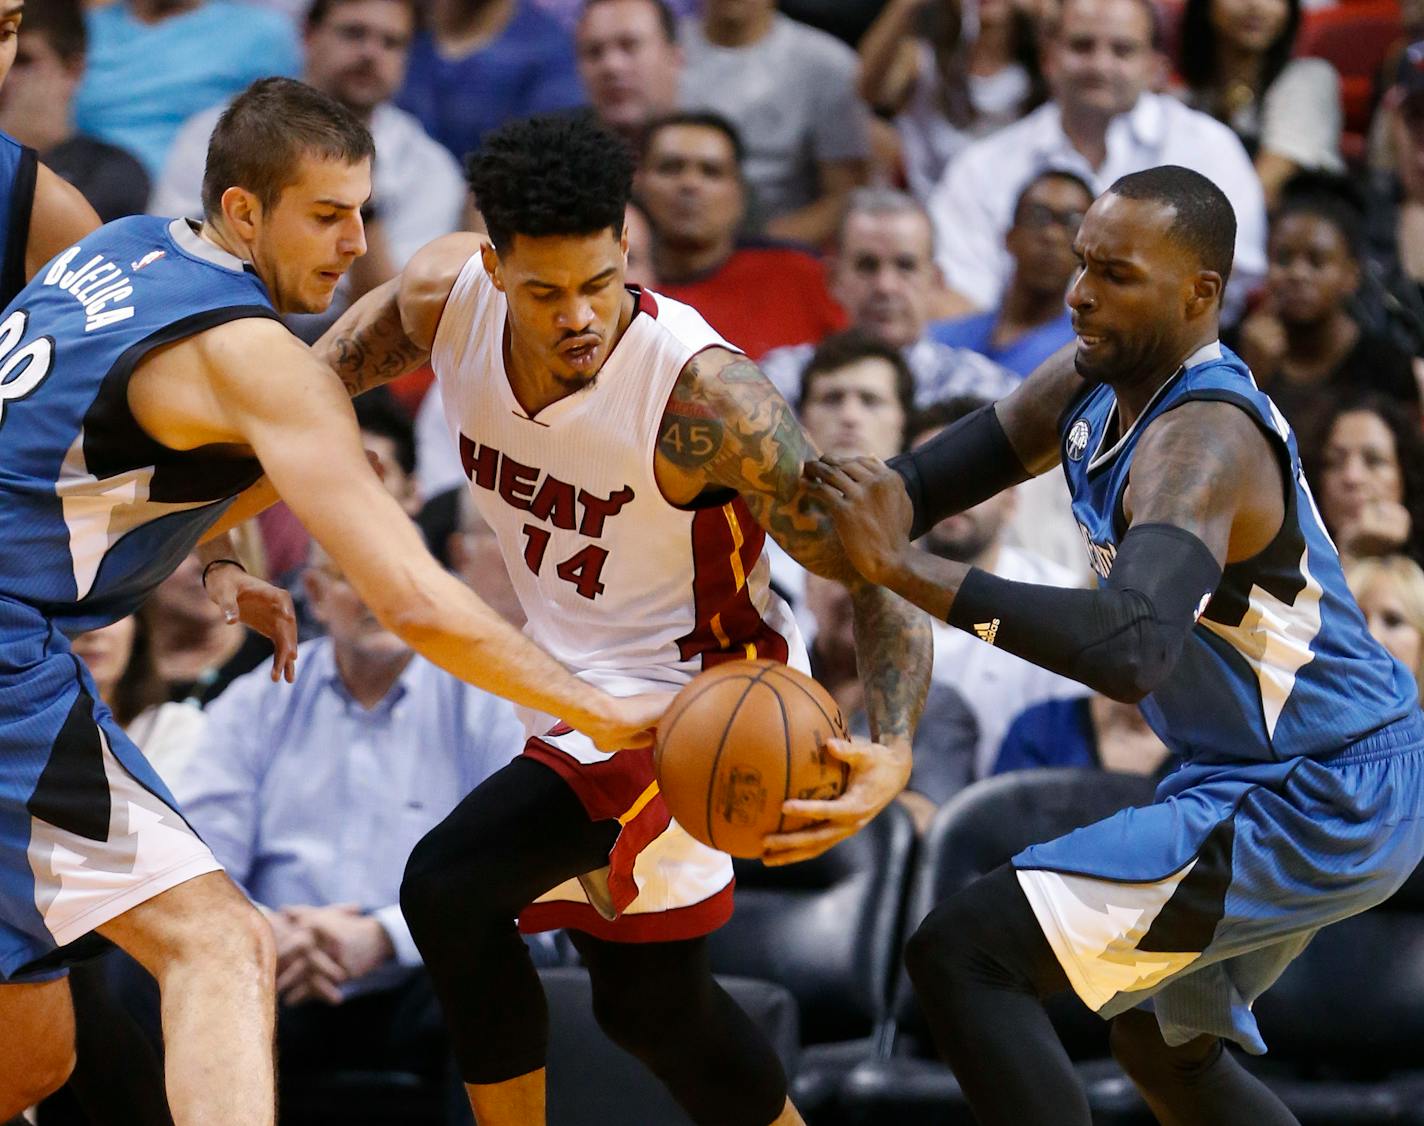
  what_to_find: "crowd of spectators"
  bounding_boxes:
[16,0,1424,1119]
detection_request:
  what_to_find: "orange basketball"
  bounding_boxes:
[654,659,850,859]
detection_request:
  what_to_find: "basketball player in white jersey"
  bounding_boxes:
[315,112,931,1126]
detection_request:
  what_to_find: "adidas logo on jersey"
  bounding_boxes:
[974,618,1001,646]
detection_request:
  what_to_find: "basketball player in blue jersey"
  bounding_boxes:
[0,79,664,1126]
[807,164,1424,1126]
[0,0,104,309]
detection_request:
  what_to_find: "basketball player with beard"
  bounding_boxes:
[808,164,1424,1125]
[315,112,930,1126]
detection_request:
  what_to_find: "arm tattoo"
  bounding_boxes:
[660,352,932,743]
[319,287,428,398]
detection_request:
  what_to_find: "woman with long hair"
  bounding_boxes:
[1177,0,1343,203]
[1305,393,1424,568]
[859,0,1045,201]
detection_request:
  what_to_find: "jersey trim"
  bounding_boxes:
[518,882,735,942]
[677,500,790,669]
[81,305,276,500]
[1,145,37,307]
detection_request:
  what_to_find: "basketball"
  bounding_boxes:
[654,659,851,858]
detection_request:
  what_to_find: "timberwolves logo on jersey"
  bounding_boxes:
[1067,417,1091,462]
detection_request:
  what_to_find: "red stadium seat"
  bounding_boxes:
[1295,0,1404,160]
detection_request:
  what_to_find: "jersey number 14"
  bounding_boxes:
[520,524,609,600]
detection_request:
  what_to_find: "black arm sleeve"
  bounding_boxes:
[944,524,1224,703]
[889,403,1031,540]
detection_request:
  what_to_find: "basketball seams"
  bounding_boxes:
[704,676,763,852]
[764,664,844,735]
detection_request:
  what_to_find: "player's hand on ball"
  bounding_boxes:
[804,457,914,587]
[205,563,298,683]
[582,691,673,753]
[761,736,912,866]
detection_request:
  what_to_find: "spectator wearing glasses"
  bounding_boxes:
[930,169,1089,376]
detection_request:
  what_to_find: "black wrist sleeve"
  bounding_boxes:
[945,524,1224,703]
[889,404,1031,541]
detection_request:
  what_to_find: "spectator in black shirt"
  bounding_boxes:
[1229,175,1420,444]
[0,0,149,221]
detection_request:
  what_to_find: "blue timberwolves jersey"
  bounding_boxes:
[0,215,277,634]
[0,131,37,310]
[1059,341,1419,763]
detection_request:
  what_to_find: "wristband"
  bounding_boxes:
[200,558,246,589]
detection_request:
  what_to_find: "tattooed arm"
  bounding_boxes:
[314,233,485,397]
[657,347,933,863]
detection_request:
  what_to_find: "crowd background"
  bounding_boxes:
[9,0,1424,1121]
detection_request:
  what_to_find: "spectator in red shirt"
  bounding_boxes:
[636,110,846,357]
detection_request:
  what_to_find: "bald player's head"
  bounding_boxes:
[1068,165,1235,386]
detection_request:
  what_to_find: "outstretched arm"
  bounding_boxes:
[811,400,1284,703]
[186,319,665,750]
[659,348,932,862]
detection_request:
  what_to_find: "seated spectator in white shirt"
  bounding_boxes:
[1176,0,1343,207]
[912,397,1087,778]
[928,0,1267,315]
[759,188,1018,407]
[175,540,534,1121]
[0,0,151,221]
[679,0,872,245]
[150,0,466,334]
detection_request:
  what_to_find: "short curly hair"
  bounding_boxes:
[466,112,634,253]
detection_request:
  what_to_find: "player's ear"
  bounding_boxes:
[480,241,505,292]
[220,186,261,243]
[1186,270,1223,317]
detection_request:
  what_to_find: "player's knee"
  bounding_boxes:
[588,978,685,1060]
[904,893,977,997]
[20,1041,76,1108]
[1109,1010,1220,1088]
[399,836,448,943]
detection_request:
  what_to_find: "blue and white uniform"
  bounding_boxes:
[0,130,38,309]
[1014,341,1424,1052]
[0,215,277,981]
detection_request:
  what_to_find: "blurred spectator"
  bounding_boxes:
[1307,394,1424,567]
[760,187,1017,405]
[175,541,530,1120]
[1228,176,1420,444]
[914,397,1085,777]
[680,0,871,245]
[70,612,208,784]
[1177,0,1342,206]
[639,111,846,357]
[993,692,1168,775]
[929,169,1087,375]
[1346,553,1424,693]
[396,0,584,163]
[0,0,149,220]
[624,198,659,288]
[798,329,915,459]
[1364,45,1424,357]
[150,0,465,295]
[858,0,1045,203]
[927,0,1267,313]
[146,548,274,707]
[804,572,979,820]
[72,0,302,178]
[575,0,682,152]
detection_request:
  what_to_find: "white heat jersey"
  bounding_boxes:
[430,255,804,693]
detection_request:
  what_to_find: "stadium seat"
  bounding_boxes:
[540,967,799,1126]
[703,801,917,1117]
[1295,1,1403,161]
[835,769,1160,1125]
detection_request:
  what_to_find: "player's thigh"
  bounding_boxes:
[95,870,272,979]
[0,977,76,1101]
